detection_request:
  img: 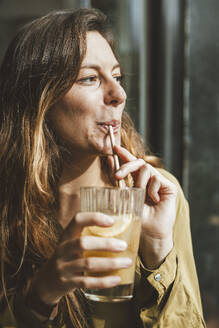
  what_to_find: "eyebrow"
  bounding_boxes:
[80,63,121,71]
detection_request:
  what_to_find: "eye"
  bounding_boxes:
[113,74,123,84]
[77,75,100,86]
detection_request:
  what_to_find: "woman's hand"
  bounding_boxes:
[30,212,131,306]
[109,145,178,270]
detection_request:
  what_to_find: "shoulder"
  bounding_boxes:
[157,168,180,186]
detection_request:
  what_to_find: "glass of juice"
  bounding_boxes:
[80,186,145,302]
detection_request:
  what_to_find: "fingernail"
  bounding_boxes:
[115,170,122,177]
[120,258,132,267]
[105,217,115,225]
[116,240,127,250]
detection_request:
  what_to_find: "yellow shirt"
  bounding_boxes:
[0,169,206,327]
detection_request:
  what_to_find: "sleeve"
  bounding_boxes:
[133,169,206,328]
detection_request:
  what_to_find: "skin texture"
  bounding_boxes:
[51,31,126,157]
[31,31,177,311]
[113,145,177,269]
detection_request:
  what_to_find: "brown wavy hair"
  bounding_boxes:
[0,8,160,327]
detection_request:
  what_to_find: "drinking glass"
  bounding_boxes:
[80,186,145,302]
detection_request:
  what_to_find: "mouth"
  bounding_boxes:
[97,120,121,133]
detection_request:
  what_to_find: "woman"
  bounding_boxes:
[0,8,205,328]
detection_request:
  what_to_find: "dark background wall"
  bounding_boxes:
[143,1,219,325]
[145,0,219,325]
[187,0,219,324]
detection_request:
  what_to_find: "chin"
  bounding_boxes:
[90,135,120,156]
[100,140,119,156]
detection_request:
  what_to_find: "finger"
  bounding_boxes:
[114,145,137,162]
[146,174,177,203]
[62,213,115,241]
[62,257,132,277]
[107,155,115,171]
[70,275,121,290]
[115,159,145,179]
[134,164,151,189]
[114,145,163,177]
[147,175,161,203]
[59,237,127,261]
[114,150,176,197]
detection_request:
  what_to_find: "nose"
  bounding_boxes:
[104,79,127,107]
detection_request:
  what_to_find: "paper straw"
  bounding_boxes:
[109,125,126,188]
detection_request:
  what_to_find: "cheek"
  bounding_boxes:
[65,86,99,110]
[51,96,88,129]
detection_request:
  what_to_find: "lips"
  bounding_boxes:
[97,120,120,133]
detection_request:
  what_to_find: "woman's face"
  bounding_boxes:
[50,31,126,157]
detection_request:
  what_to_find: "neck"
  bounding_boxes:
[58,153,112,228]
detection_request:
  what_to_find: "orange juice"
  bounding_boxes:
[80,186,145,302]
[82,214,142,301]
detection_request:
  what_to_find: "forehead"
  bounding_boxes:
[82,31,119,67]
